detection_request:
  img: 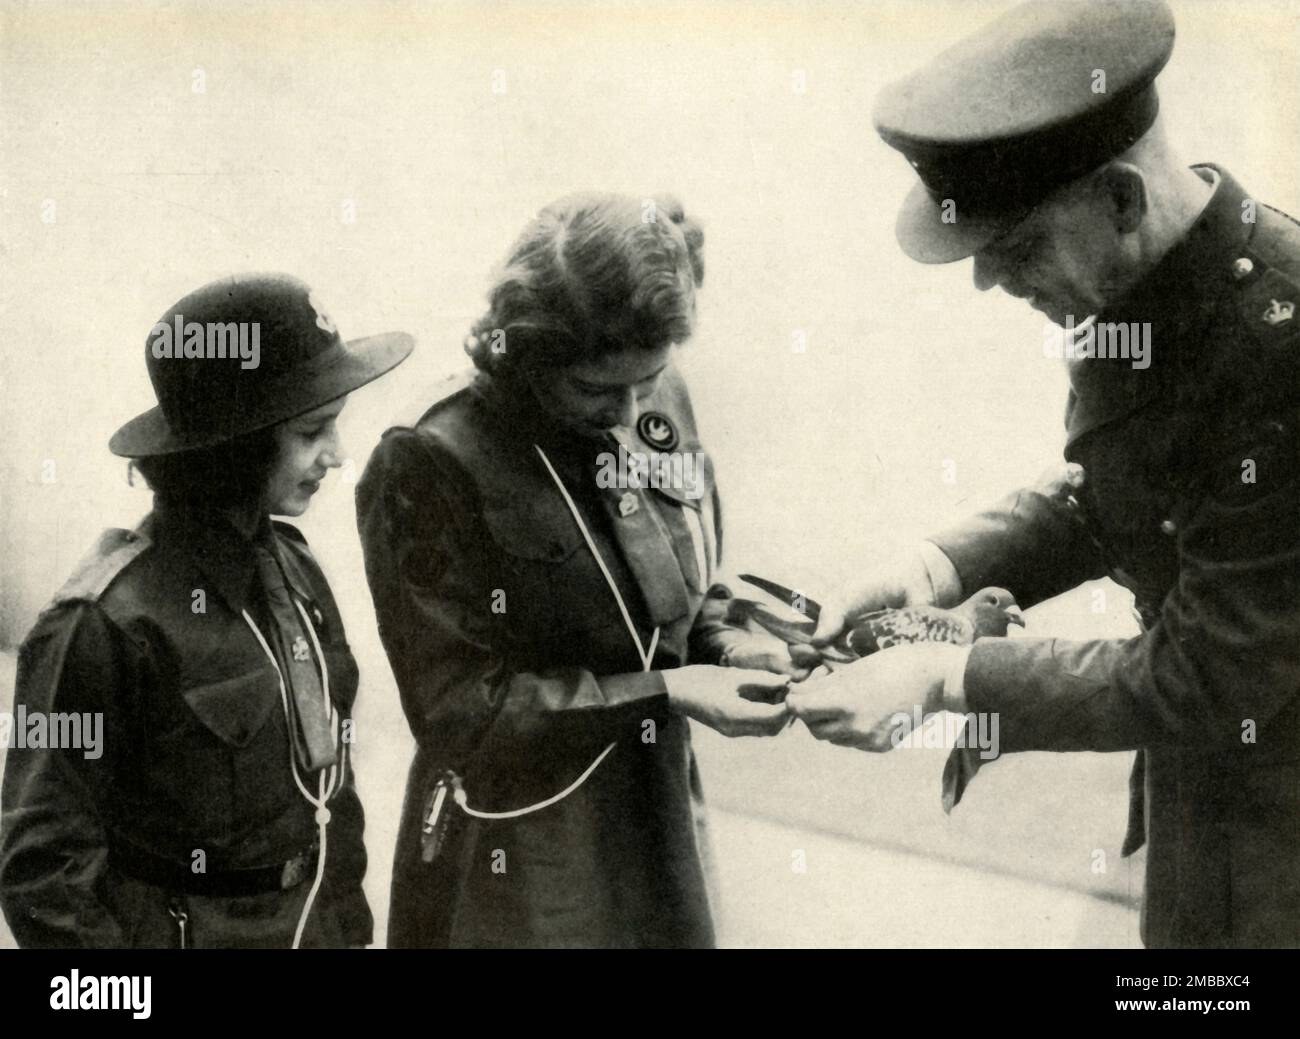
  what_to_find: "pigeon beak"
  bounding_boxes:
[1005,605,1026,628]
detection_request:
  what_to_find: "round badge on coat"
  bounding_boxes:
[637,411,678,451]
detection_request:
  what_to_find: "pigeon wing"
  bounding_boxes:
[847,607,976,654]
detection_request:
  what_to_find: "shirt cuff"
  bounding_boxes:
[942,644,973,714]
[918,540,963,607]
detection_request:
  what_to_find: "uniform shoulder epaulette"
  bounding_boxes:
[389,368,479,432]
[1233,216,1300,349]
[51,527,152,606]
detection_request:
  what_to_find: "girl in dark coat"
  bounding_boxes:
[0,273,412,948]
[358,193,811,948]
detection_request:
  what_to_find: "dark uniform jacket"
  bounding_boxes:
[0,503,372,948]
[930,167,1300,948]
[356,363,740,948]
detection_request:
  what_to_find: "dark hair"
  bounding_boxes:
[465,192,705,380]
[133,427,280,509]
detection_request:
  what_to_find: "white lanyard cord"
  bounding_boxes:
[532,444,660,670]
[241,602,344,949]
[451,444,658,821]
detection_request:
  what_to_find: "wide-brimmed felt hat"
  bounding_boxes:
[110,272,414,457]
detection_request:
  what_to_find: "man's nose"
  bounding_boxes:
[972,251,1002,293]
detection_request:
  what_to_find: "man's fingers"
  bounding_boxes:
[803,717,840,739]
[828,731,890,752]
[801,716,891,751]
[785,693,845,723]
[810,602,848,646]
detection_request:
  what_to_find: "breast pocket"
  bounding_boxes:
[146,666,284,842]
[481,499,607,646]
[181,667,282,748]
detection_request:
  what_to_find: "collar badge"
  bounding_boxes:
[1263,298,1295,326]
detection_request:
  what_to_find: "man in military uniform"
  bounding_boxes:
[787,0,1300,947]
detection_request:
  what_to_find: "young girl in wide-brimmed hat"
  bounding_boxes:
[0,272,412,948]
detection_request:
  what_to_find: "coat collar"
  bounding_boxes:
[1065,164,1254,445]
[471,365,700,628]
[150,499,311,614]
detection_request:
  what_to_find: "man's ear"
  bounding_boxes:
[1098,162,1147,234]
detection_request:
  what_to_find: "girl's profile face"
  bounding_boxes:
[266,397,348,516]
[531,344,673,437]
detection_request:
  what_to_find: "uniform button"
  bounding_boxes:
[1159,519,1178,536]
[1232,257,1254,279]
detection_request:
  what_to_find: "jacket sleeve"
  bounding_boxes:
[927,460,1108,609]
[688,585,744,665]
[318,758,372,946]
[960,433,1300,752]
[0,604,129,948]
[355,429,670,768]
[687,483,748,664]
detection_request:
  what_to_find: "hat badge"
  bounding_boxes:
[307,290,338,335]
[1263,298,1294,326]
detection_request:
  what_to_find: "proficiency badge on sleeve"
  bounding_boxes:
[637,411,678,451]
[291,636,311,661]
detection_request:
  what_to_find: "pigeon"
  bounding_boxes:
[730,578,1023,664]
[731,575,1025,811]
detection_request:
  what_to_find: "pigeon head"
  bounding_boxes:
[956,587,1024,638]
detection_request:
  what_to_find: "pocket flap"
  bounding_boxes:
[181,667,281,748]
[483,499,583,562]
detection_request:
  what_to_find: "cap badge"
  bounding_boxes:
[291,635,311,661]
[1263,299,1295,326]
[637,411,678,451]
[307,290,338,335]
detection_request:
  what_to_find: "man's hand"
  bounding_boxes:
[811,467,1080,647]
[720,631,821,681]
[663,665,792,737]
[785,643,964,751]
[811,549,946,646]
